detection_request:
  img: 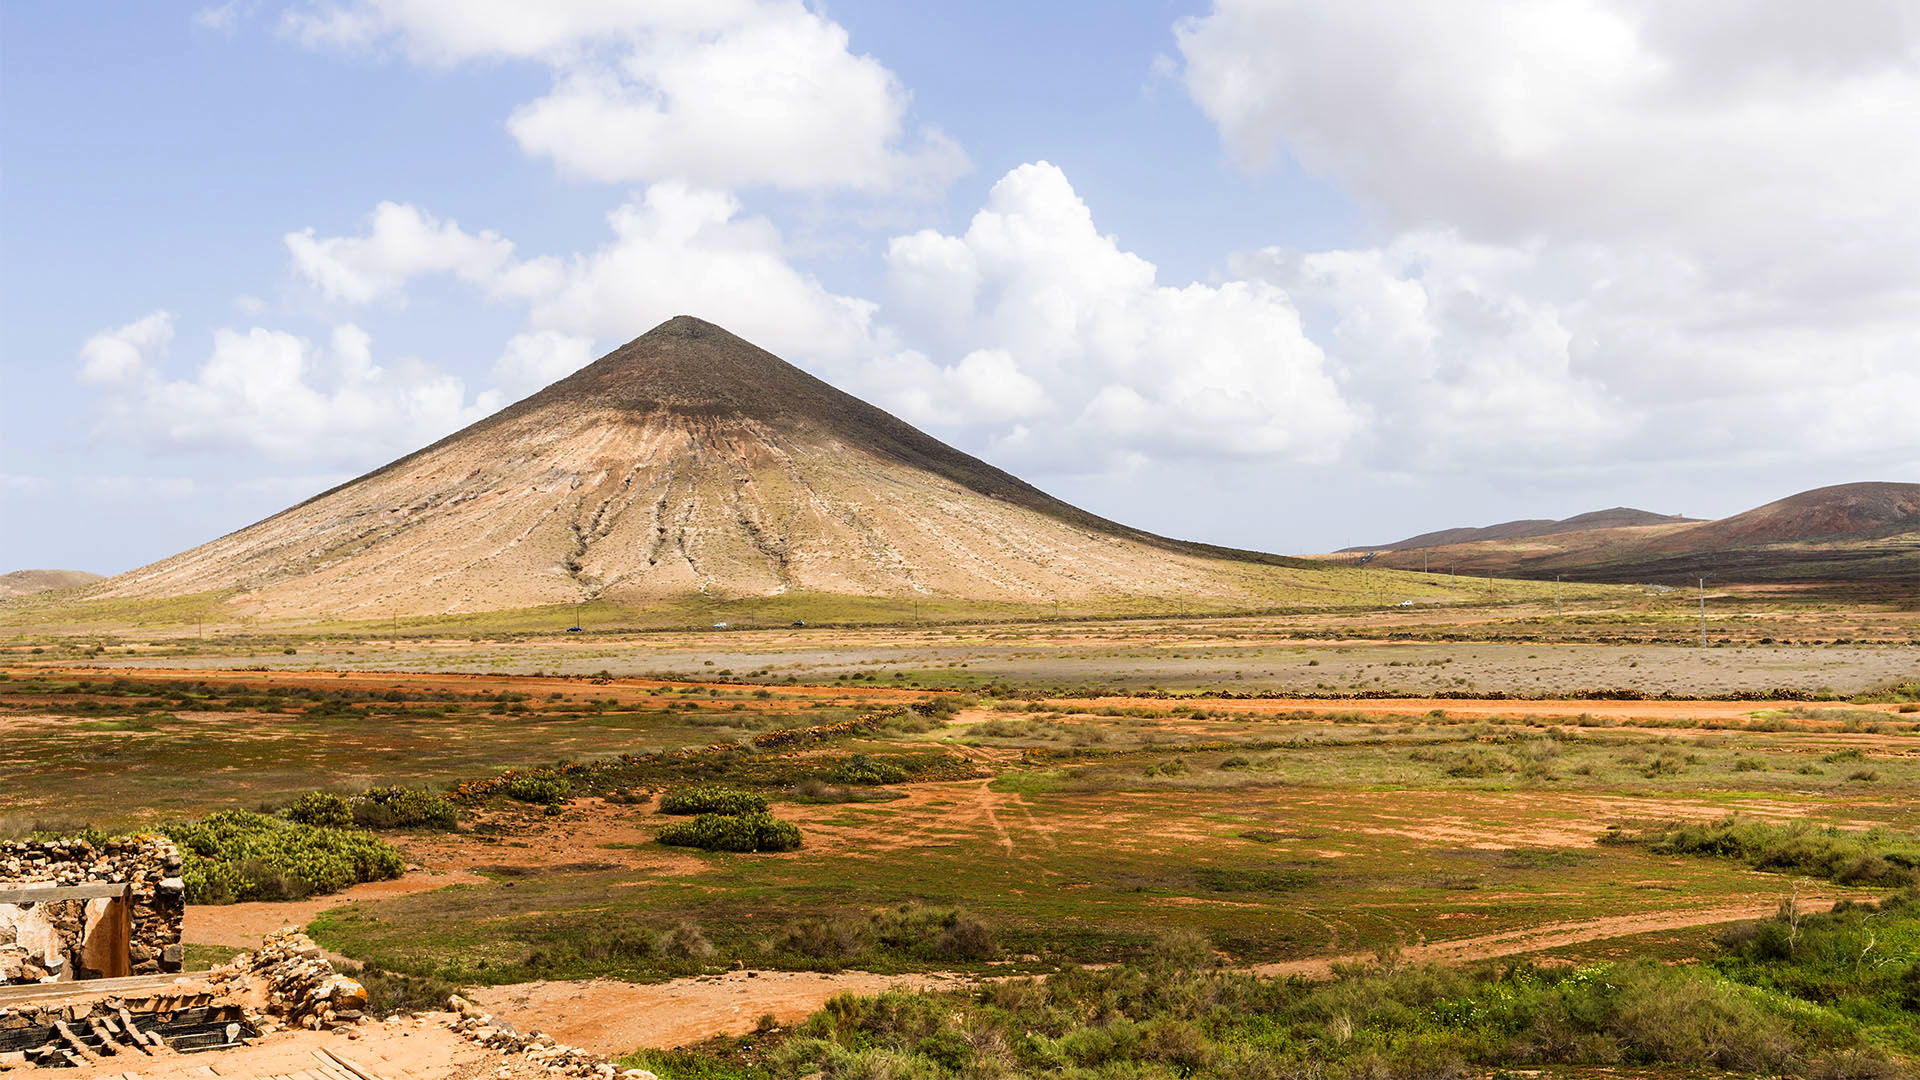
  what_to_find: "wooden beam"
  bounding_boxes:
[0,882,131,904]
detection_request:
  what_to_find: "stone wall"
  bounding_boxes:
[0,837,184,983]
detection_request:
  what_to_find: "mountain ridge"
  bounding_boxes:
[1327,482,1920,584]
[1342,507,1693,552]
[46,316,1373,625]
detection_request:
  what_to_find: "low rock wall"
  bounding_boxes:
[0,837,185,983]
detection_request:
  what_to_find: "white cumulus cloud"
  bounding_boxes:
[489,331,597,398]
[78,311,175,385]
[281,0,965,195]
[876,162,1359,464]
[1178,0,1920,478]
[79,322,500,462]
[285,202,521,304]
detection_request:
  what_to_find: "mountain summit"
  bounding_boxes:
[85,317,1324,623]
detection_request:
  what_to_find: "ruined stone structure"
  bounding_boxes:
[0,837,185,984]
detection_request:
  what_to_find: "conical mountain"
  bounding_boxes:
[85,317,1331,623]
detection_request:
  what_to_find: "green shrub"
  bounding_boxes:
[347,962,461,1017]
[658,786,769,816]
[502,773,571,805]
[283,791,352,827]
[657,812,802,853]
[353,786,459,830]
[168,810,404,904]
[1614,815,1920,887]
[773,904,996,964]
[743,953,1899,1080]
[822,756,910,785]
[657,920,715,959]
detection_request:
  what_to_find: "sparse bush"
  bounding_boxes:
[1611,815,1920,887]
[1441,749,1517,778]
[658,920,715,959]
[657,811,802,852]
[777,915,872,960]
[353,786,459,830]
[823,756,911,785]
[347,962,461,1017]
[658,786,769,816]
[502,772,571,805]
[774,904,996,964]
[283,791,352,827]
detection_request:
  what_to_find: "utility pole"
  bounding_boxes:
[1698,577,1707,648]
[1555,574,1562,620]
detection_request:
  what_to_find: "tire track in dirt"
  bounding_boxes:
[1248,895,1850,978]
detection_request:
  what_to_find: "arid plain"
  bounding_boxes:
[6,586,1918,1074]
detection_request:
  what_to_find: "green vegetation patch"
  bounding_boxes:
[282,787,458,830]
[657,812,803,853]
[1604,814,1920,887]
[168,809,405,903]
[745,948,1909,1080]
[770,903,996,966]
[659,786,770,816]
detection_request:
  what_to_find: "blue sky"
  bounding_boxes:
[5,1,1917,573]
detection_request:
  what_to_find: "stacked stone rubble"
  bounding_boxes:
[445,995,656,1080]
[230,932,654,1080]
[0,837,184,983]
[239,929,369,1032]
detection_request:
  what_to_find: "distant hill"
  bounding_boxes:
[1342,507,1693,552]
[25,316,1492,628]
[1324,482,1920,586]
[0,569,104,599]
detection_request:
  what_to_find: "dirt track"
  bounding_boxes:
[1249,895,1842,977]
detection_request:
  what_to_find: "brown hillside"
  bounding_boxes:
[1658,482,1920,550]
[0,569,103,600]
[62,317,1358,624]
[1346,507,1691,552]
[1331,482,1920,586]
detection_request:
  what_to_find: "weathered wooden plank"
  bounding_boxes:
[0,972,211,1006]
[0,881,131,904]
[318,1048,393,1080]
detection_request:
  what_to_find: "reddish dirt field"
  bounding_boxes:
[473,970,975,1053]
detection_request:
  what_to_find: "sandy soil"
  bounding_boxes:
[473,969,974,1053]
[1044,694,1915,724]
[33,612,1920,698]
